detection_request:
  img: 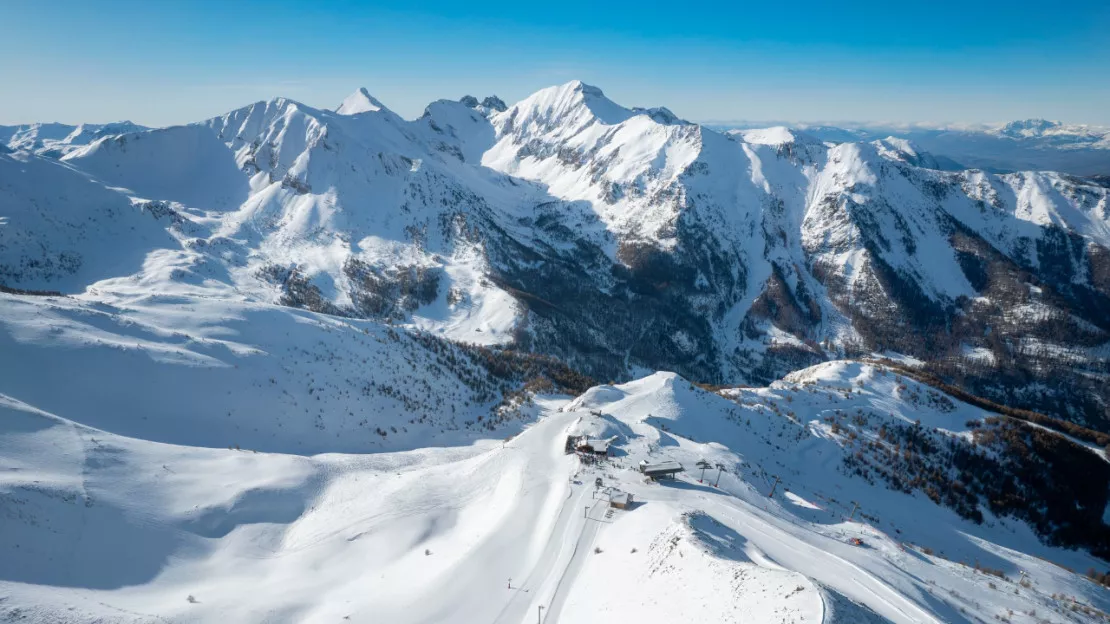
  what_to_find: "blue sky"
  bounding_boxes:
[2,0,1108,126]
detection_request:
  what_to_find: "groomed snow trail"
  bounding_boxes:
[536,495,605,623]
[692,492,942,624]
[400,401,585,624]
[487,464,591,624]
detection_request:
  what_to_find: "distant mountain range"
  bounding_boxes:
[707,118,1110,175]
[0,120,148,158]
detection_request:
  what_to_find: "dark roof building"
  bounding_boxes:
[639,460,684,480]
[567,435,616,456]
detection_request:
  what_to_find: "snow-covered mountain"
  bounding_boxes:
[0,150,179,292]
[0,120,148,158]
[992,118,1109,143]
[3,81,1110,622]
[2,82,1108,426]
[712,119,1110,175]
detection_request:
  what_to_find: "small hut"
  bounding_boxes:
[609,490,633,510]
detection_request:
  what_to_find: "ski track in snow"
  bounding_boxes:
[535,494,603,623]
[695,495,939,624]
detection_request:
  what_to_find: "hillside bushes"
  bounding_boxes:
[844,416,1110,559]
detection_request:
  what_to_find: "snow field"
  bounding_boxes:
[5,360,1109,622]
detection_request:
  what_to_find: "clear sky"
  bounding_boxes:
[2,0,1109,126]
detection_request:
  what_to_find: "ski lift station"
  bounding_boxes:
[639,460,684,480]
[564,435,614,457]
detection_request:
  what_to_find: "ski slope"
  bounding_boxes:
[3,363,1108,623]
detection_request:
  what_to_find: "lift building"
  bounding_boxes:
[565,435,615,457]
[639,460,684,480]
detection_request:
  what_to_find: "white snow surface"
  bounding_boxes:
[62,125,250,210]
[335,87,390,115]
[1,121,148,157]
[0,151,179,292]
[711,118,1110,176]
[2,357,1108,623]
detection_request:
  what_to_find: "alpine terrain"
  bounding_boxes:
[2,82,1109,623]
[709,119,1110,177]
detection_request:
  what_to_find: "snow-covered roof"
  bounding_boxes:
[582,438,611,453]
[566,412,623,440]
[610,491,632,505]
[641,460,683,474]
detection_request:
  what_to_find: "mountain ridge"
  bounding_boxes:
[709,118,1110,175]
[2,80,1108,428]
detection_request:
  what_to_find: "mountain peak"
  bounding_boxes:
[629,105,688,125]
[504,80,633,127]
[565,79,604,97]
[733,126,819,146]
[480,95,507,112]
[459,95,507,114]
[999,118,1061,138]
[336,87,389,115]
[871,136,939,168]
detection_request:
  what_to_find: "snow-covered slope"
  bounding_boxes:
[3,363,1108,623]
[992,119,1110,148]
[62,125,250,210]
[4,81,1109,425]
[0,150,178,292]
[0,293,530,455]
[335,87,390,115]
[484,80,703,242]
[1,120,148,158]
